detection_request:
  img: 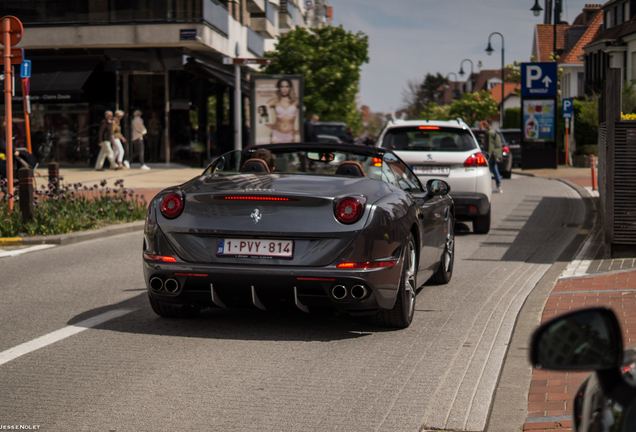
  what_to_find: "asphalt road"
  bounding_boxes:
[0,174,585,432]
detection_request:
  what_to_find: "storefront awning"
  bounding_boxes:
[27,59,99,101]
[186,59,250,93]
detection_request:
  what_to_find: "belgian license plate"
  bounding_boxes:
[216,238,293,258]
[412,166,450,175]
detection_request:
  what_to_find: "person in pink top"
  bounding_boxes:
[265,79,299,143]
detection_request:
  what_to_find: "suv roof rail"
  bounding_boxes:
[456,118,464,125]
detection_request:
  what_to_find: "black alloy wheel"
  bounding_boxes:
[432,214,454,284]
[473,207,491,234]
[376,235,417,329]
[148,294,201,318]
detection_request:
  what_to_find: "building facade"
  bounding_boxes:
[1,0,324,166]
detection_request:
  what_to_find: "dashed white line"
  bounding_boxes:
[0,244,56,258]
[0,309,135,366]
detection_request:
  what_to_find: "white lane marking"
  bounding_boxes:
[560,227,600,279]
[0,244,56,258]
[0,309,135,366]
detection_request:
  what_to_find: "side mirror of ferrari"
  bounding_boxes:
[530,307,623,371]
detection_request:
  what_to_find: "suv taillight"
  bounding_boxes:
[503,146,510,154]
[160,191,185,219]
[334,196,366,224]
[464,152,489,168]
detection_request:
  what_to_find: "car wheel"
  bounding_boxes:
[473,207,491,234]
[502,170,512,179]
[431,215,454,284]
[148,294,201,318]
[376,234,417,329]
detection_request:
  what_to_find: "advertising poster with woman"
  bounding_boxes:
[251,75,304,145]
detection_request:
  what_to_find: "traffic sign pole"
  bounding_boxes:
[22,78,31,153]
[4,17,14,212]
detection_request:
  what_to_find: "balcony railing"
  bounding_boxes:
[247,27,264,57]
[2,0,229,35]
[266,1,277,25]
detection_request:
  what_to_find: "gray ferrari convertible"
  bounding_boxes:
[143,143,454,328]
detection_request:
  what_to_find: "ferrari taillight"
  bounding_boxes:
[334,196,366,224]
[337,261,397,269]
[143,254,177,262]
[160,191,185,219]
[464,152,489,168]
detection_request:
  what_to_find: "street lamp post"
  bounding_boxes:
[458,59,474,92]
[445,72,459,101]
[530,0,562,59]
[485,32,505,126]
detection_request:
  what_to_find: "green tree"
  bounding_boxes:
[416,101,450,121]
[263,26,369,133]
[448,91,499,127]
[623,80,636,114]
[573,96,598,146]
[503,107,521,128]
[402,73,446,119]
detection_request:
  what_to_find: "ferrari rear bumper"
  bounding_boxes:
[143,258,403,315]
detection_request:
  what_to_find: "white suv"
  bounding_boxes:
[376,119,492,233]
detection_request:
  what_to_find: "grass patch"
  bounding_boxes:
[0,178,147,237]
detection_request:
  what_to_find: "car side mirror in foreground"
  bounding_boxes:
[426,179,450,196]
[530,307,623,371]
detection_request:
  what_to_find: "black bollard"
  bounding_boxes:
[48,162,59,194]
[18,167,34,222]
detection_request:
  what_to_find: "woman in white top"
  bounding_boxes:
[131,110,149,169]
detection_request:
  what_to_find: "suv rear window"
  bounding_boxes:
[381,127,478,152]
[501,131,520,145]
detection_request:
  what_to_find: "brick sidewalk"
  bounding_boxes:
[523,270,636,431]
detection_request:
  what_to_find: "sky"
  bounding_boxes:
[328,0,595,113]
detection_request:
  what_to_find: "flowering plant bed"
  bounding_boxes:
[0,178,147,237]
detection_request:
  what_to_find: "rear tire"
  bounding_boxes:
[148,294,201,318]
[431,215,454,285]
[473,208,491,234]
[502,170,512,179]
[376,235,417,329]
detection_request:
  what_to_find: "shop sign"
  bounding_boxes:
[180,29,197,40]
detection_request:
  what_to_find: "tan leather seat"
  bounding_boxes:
[335,161,366,177]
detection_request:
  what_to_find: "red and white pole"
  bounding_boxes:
[591,155,597,191]
[3,18,13,212]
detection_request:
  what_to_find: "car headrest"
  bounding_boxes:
[241,158,270,173]
[392,133,409,150]
[335,161,366,177]
[440,136,457,150]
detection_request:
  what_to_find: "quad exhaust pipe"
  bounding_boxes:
[331,285,347,300]
[350,285,368,300]
[149,277,180,294]
[164,278,179,293]
[150,277,164,292]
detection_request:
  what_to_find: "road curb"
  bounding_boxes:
[485,174,597,432]
[0,237,24,246]
[0,221,145,247]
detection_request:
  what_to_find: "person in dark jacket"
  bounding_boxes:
[304,114,319,142]
[483,119,502,193]
[95,110,117,170]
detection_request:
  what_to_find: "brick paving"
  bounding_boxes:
[523,270,636,432]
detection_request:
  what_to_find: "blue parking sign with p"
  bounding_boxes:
[20,60,31,78]
[563,98,573,118]
[521,62,557,97]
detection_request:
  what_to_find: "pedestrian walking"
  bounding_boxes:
[483,119,502,193]
[147,112,162,162]
[95,110,118,171]
[304,114,319,142]
[131,110,149,170]
[112,110,126,169]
